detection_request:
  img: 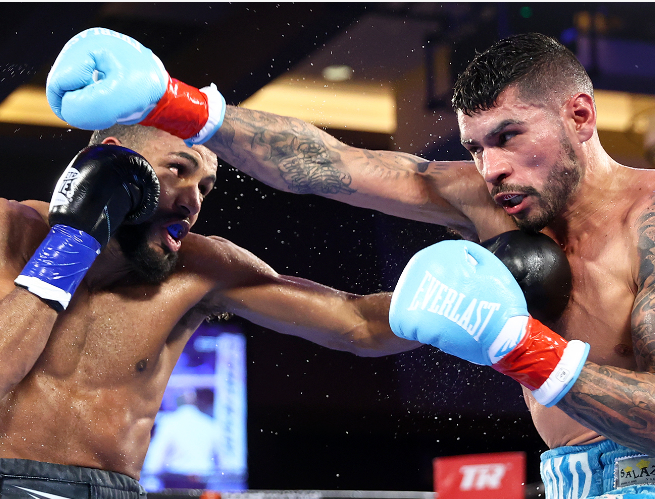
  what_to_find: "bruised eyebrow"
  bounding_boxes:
[461,118,525,146]
[487,119,525,139]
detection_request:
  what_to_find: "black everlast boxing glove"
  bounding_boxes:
[480,230,572,323]
[14,144,160,311]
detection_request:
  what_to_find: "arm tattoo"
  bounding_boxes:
[214,107,356,195]
[633,209,655,371]
[555,204,655,453]
[273,139,355,195]
[562,364,655,452]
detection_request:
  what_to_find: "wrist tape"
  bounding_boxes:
[141,76,225,145]
[14,225,101,311]
[492,317,590,407]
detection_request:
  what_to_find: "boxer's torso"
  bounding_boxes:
[0,200,224,479]
[528,166,653,449]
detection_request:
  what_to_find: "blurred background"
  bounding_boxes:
[2,2,655,494]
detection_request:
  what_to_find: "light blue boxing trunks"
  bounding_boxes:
[540,439,655,498]
[0,458,146,499]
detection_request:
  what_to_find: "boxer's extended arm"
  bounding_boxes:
[46,27,513,242]
[206,106,513,240]
[196,235,419,356]
[230,275,414,356]
[554,209,655,455]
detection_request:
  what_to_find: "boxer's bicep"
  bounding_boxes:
[207,107,504,237]
[417,160,516,239]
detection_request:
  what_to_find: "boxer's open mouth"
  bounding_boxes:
[163,221,189,252]
[501,194,525,208]
[167,223,183,241]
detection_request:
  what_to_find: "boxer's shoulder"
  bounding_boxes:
[0,199,49,238]
[172,233,280,319]
[178,233,276,283]
[0,200,49,275]
[1,199,48,221]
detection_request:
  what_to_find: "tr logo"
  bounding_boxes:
[459,463,508,490]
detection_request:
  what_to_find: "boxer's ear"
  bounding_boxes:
[101,137,122,146]
[565,92,596,143]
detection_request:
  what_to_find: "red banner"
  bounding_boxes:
[433,451,525,499]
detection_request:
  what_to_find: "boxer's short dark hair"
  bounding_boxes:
[89,124,152,149]
[452,32,593,116]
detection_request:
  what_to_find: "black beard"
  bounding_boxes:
[493,134,582,233]
[114,221,178,284]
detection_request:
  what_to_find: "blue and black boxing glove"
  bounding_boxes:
[14,144,160,311]
[389,240,590,407]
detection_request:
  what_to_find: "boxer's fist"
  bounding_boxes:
[389,240,528,366]
[46,27,225,145]
[389,240,589,407]
[49,144,160,247]
[47,28,168,130]
[15,145,160,311]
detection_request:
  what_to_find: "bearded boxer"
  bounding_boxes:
[0,138,570,498]
[0,126,426,498]
[0,131,572,499]
[46,28,655,498]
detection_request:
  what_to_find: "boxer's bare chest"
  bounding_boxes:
[530,213,641,447]
[34,280,208,383]
[559,239,636,369]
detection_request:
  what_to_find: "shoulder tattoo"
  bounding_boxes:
[633,206,655,371]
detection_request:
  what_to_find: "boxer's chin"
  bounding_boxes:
[114,222,178,284]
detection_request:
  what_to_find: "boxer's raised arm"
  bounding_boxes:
[0,200,60,396]
[47,27,514,242]
[206,106,514,240]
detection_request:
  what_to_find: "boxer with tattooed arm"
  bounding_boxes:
[48,28,655,498]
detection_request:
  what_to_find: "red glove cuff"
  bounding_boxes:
[492,317,568,390]
[141,77,208,140]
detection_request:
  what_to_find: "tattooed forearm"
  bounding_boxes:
[558,363,655,454]
[264,136,355,195]
[209,106,356,195]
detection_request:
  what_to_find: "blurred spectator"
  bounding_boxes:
[141,390,223,490]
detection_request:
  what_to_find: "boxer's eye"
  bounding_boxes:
[499,131,517,145]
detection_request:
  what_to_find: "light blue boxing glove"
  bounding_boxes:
[389,240,590,407]
[46,27,225,145]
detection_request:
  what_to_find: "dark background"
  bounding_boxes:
[3,2,655,492]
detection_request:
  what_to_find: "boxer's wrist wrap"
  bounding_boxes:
[14,225,101,312]
[140,76,225,145]
[492,317,590,407]
[187,84,226,145]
